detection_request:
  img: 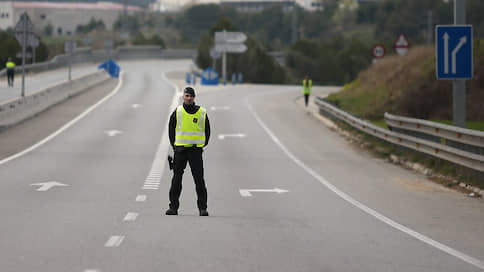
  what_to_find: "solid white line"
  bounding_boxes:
[246,99,484,270]
[104,235,125,247]
[123,212,138,221]
[142,187,159,190]
[139,72,180,190]
[0,71,125,166]
[239,190,252,197]
[136,195,147,202]
[84,269,100,272]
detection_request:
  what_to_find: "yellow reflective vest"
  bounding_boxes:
[302,79,312,95]
[175,105,207,147]
[6,61,15,69]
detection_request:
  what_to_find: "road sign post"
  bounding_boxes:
[394,33,410,56]
[215,31,247,84]
[65,40,77,81]
[15,12,35,97]
[435,0,471,128]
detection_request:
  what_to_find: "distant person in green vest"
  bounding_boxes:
[6,58,16,87]
[302,75,312,107]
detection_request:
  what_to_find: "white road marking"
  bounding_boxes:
[131,104,143,108]
[142,186,159,190]
[136,195,147,202]
[138,73,180,191]
[104,130,122,137]
[30,181,69,192]
[84,269,100,272]
[123,212,138,221]
[0,71,125,166]
[239,188,289,197]
[218,133,246,140]
[210,106,231,111]
[104,236,125,247]
[246,98,484,270]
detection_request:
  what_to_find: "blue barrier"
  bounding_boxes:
[201,68,219,85]
[98,59,120,78]
[232,73,236,85]
[238,72,243,84]
[186,73,191,84]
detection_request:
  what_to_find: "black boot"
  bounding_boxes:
[199,210,209,216]
[165,209,178,215]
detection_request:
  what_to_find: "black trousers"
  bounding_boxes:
[169,147,207,210]
[7,69,14,86]
[304,94,309,107]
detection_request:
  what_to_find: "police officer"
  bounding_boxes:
[302,75,312,107]
[6,58,16,87]
[166,87,211,216]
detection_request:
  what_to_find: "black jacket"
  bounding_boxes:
[169,103,211,149]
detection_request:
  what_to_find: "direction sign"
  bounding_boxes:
[436,25,473,79]
[64,40,77,54]
[210,47,221,59]
[394,33,410,56]
[215,43,247,53]
[372,44,385,59]
[215,31,247,44]
[15,13,35,48]
[29,36,39,48]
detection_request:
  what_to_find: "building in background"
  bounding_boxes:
[0,1,144,35]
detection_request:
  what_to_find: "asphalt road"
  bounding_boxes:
[0,63,99,103]
[0,59,482,272]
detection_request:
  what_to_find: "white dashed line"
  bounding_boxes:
[123,212,138,222]
[104,236,125,247]
[136,195,147,202]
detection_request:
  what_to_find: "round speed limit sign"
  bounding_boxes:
[372,44,386,59]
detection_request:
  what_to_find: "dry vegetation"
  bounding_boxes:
[327,43,484,122]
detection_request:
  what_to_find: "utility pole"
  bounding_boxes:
[453,0,466,128]
[426,10,433,45]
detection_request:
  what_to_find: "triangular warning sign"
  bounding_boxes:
[395,33,409,47]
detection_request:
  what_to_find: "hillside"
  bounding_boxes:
[326,43,484,123]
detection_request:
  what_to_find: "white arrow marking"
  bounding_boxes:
[105,235,124,247]
[136,195,147,202]
[131,104,142,109]
[210,106,231,111]
[239,188,289,197]
[30,181,69,192]
[443,33,449,74]
[218,133,245,140]
[105,130,122,137]
[452,36,467,74]
[123,212,138,221]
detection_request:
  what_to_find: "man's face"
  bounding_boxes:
[183,93,194,105]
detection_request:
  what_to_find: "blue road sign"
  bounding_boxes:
[436,25,473,79]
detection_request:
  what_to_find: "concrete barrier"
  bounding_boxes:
[0,70,111,130]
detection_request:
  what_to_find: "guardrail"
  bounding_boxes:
[315,97,484,173]
[1,47,197,77]
[384,113,484,156]
[0,70,111,130]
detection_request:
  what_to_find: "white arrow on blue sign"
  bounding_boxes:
[436,25,473,79]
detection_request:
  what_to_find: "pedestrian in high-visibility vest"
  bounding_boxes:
[6,58,16,87]
[302,75,312,107]
[166,87,211,216]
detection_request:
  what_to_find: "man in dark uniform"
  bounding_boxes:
[166,87,211,216]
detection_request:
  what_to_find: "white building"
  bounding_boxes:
[150,0,321,12]
[0,1,144,35]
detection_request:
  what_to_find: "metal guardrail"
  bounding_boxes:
[1,47,197,77]
[384,113,484,156]
[315,97,484,173]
